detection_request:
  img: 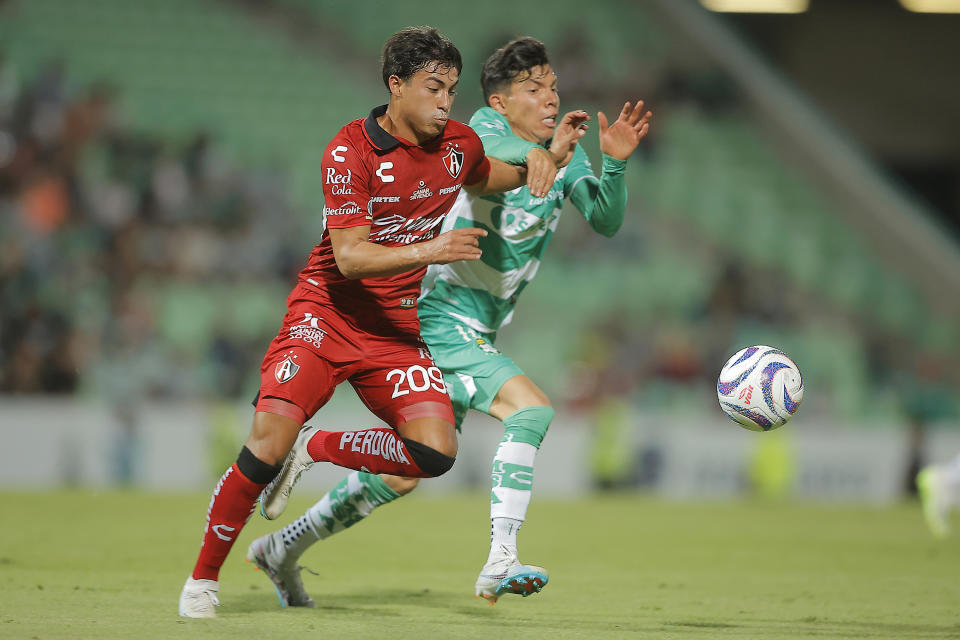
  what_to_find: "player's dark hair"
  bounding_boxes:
[381,26,462,89]
[481,37,550,103]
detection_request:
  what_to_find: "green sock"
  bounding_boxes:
[278,471,401,562]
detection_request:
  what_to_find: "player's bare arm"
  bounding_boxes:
[597,100,652,161]
[464,156,554,197]
[524,148,557,196]
[329,224,488,279]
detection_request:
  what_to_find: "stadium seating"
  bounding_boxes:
[0,0,381,212]
[0,0,953,420]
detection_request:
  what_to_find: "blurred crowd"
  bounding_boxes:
[0,56,301,400]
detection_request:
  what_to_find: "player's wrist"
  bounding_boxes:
[600,152,629,169]
[526,147,550,163]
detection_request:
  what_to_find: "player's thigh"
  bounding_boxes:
[249,343,341,464]
[349,344,456,449]
[487,374,551,422]
[256,300,351,427]
[246,411,303,465]
[423,319,525,423]
[257,345,339,417]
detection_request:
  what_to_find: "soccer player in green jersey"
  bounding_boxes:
[247,37,652,606]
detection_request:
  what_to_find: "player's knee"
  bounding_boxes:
[504,405,554,448]
[401,438,456,477]
[236,446,282,484]
[384,475,420,495]
[249,406,305,465]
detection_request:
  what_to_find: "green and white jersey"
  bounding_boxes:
[419,106,628,334]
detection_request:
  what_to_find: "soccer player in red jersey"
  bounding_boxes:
[178,27,555,618]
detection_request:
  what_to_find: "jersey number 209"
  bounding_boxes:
[386,365,445,398]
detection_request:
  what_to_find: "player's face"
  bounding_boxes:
[391,63,459,143]
[495,64,558,145]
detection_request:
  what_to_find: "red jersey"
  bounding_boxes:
[296,105,490,326]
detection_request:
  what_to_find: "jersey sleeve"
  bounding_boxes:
[461,125,492,187]
[469,107,539,165]
[320,131,373,230]
[565,146,629,238]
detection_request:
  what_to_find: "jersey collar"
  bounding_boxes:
[364,104,402,151]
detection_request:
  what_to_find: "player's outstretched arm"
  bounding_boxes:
[569,101,652,238]
[330,225,488,280]
[465,157,555,198]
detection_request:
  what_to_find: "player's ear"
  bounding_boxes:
[488,92,508,115]
[388,75,403,99]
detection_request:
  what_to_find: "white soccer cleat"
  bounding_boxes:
[246,533,316,608]
[474,548,548,605]
[178,577,220,618]
[260,425,319,520]
[917,466,951,539]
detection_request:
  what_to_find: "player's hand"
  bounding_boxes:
[549,109,590,168]
[423,227,488,264]
[598,100,652,161]
[525,147,557,198]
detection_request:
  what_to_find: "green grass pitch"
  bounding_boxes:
[1,490,958,639]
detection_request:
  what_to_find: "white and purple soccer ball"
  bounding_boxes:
[717,345,804,431]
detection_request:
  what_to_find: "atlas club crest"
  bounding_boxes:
[274,354,300,384]
[442,147,464,179]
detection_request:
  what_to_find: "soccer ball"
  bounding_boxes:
[717,345,803,431]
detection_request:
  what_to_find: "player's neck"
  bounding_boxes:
[379,105,437,146]
[509,126,543,146]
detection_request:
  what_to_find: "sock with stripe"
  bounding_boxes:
[484,406,552,568]
[276,471,402,563]
[191,448,279,580]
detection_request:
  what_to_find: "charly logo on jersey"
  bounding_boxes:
[211,524,236,542]
[274,353,300,384]
[400,297,417,309]
[325,168,352,195]
[376,161,395,183]
[442,143,464,179]
[409,180,433,200]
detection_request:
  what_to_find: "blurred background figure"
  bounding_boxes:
[917,458,959,539]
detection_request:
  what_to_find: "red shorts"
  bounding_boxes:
[255,291,454,427]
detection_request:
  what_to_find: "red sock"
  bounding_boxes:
[306,428,428,477]
[191,464,266,581]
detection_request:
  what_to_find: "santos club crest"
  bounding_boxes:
[274,355,300,384]
[442,147,464,179]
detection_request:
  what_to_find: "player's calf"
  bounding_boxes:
[181,446,282,617]
[382,474,420,494]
